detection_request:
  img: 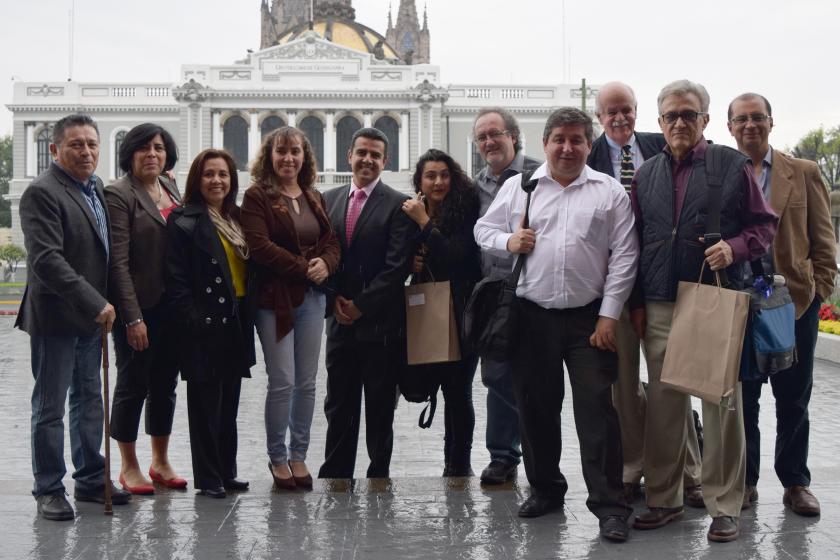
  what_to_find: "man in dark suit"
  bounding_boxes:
[318,127,415,479]
[729,92,835,516]
[16,114,130,520]
[588,82,703,508]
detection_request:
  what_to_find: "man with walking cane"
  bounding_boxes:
[17,113,131,521]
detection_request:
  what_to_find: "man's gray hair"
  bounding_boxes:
[657,79,710,113]
[53,113,99,145]
[542,107,594,143]
[474,107,522,152]
[594,81,637,115]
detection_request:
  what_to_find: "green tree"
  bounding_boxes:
[791,126,840,187]
[0,243,25,282]
[0,135,11,228]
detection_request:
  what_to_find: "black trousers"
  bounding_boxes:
[511,298,630,520]
[743,295,819,488]
[186,375,242,490]
[110,304,179,442]
[441,353,479,473]
[318,339,401,479]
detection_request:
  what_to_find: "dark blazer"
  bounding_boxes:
[16,163,111,336]
[165,203,255,381]
[322,180,416,343]
[587,131,667,177]
[105,174,181,323]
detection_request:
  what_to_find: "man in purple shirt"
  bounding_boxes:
[629,80,778,543]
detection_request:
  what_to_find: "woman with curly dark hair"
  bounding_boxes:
[241,127,339,490]
[401,148,482,476]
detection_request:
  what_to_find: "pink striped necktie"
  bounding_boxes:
[345,188,367,244]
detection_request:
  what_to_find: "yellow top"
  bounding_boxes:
[218,234,247,298]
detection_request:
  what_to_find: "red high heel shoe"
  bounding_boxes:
[119,473,154,495]
[149,467,188,489]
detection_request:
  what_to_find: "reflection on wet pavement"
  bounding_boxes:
[1,321,838,559]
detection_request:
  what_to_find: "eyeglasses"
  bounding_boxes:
[729,113,771,125]
[660,111,708,124]
[475,130,510,144]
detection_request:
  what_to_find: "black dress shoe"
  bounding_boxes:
[198,487,226,499]
[74,482,131,505]
[600,515,629,542]
[480,459,518,485]
[517,494,564,518]
[223,478,250,491]
[36,492,74,521]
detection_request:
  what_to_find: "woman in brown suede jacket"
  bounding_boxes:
[241,126,339,490]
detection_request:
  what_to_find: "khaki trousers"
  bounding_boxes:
[613,306,701,486]
[641,301,746,518]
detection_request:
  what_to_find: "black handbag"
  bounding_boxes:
[463,170,537,361]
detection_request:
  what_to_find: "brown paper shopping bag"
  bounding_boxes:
[405,281,461,365]
[661,269,750,404]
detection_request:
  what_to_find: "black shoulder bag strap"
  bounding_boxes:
[508,169,538,286]
[704,144,729,286]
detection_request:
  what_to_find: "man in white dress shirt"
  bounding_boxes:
[474,107,639,542]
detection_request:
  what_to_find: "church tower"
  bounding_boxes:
[386,0,430,64]
[261,0,358,48]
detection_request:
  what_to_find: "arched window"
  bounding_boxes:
[36,128,52,175]
[336,116,361,172]
[261,115,285,139]
[223,115,249,171]
[401,33,415,53]
[299,116,324,171]
[374,116,399,171]
[114,130,127,179]
[471,141,484,177]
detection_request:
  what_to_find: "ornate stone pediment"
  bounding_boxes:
[173,78,211,103]
[256,31,367,62]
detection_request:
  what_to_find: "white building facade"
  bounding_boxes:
[5,4,598,246]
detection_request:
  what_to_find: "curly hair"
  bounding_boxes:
[250,126,318,192]
[412,149,478,234]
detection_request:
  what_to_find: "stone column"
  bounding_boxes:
[363,111,373,128]
[466,136,473,177]
[25,123,35,177]
[248,110,261,161]
[324,111,336,172]
[399,112,409,171]
[287,111,297,128]
[212,111,222,148]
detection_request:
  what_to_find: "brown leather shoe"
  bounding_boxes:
[784,485,820,517]
[707,516,740,542]
[684,485,704,508]
[742,485,758,510]
[632,507,684,530]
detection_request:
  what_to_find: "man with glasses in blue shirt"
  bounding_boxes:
[472,107,541,485]
[17,113,130,520]
[629,81,777,542]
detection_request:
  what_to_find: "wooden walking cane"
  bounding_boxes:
[101,329,113,515]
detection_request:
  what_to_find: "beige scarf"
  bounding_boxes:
[207,206,249,261]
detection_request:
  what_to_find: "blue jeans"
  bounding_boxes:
[30,332,105,497]
[480,358,522,464]
[256,289,325,464]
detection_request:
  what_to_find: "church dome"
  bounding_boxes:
[275,19,401,62]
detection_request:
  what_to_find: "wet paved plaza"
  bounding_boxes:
[1,316,839,559]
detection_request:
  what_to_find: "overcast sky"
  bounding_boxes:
[1,0,838,151]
